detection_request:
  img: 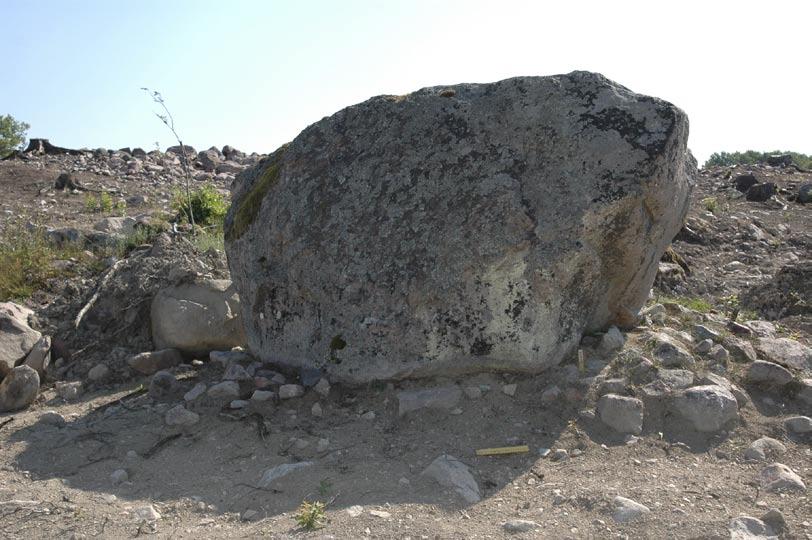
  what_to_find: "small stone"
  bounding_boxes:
[421,454,480,503]
[23,335,51,375]
[695,339,713,354]
[87,363,110,382]
[207,381,240,400]
[209,349,251,367]
[598,378,627,396]
[538,448,551,457]
[502,384,517,397]
[612,496,650,523]
[728,516,776,540]
[316,438,330,452]
[797,378,812,406]
[670,385,738,432]
[184,382,207,402]
[761,509,787,534]
[747,361,794,387]
[551,449,569,461]
[601,326,625,353]
[579,409,596,420]
[744,437,786,461]
[311,403,323,417]
[230,399,249,409]
[692,324,721,342]
[784,415,812,434]
[55,380,82,401]
[223,363,251,381]
[134,505,161,521]
[346,505,363,518]
[165,405,200,426]
[0,365,40,411]
[313,378,331,397]
[710,344,730,363]
[759,463,806,492]
[369,509,391,519]
[540,385,561,404]
[596,394,644,435]
[251,390,275,402]
[38,410,66,427]
[503,520,540,533]
[278,384,305,399]
[127,348,183,375]
[111,469,129,485]
[148,370,177,401]
[361,411,376,420]
[241,509,259,522]
[463,386,483,399]
[647,332,695,367]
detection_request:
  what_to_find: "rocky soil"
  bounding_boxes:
[0,145,810,539]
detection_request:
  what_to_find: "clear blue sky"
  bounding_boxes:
[3,0,811,164]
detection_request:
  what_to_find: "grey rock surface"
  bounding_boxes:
[670,385,738,432]
[596,393,644,434]
[421,454,481,503]
[0,302,41,377]
[225,72,694,384]
[397,385,462,416]
[151,279,246,356]
[612,496,650,523]
[0,365,40,412]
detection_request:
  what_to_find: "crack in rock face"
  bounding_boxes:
[225,71,695,384]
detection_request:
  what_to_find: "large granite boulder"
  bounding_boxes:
[225,71,694,384]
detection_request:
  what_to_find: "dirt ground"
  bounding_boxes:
[0,156,810,539]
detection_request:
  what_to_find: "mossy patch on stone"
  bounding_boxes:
[225,145,288,242]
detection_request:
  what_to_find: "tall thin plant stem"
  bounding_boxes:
[141,88,196,235]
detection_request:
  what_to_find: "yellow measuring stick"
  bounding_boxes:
[475,445,530,456]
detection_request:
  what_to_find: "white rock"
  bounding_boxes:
[747,361,794,387]
[759,463,806,492]
[251,390,275,402]
[257,462,314,488]
[134,505,161,521]
[729,516,777,540]
[503,520,540,533]
[421,454,481,503]
[278,384,305,399]
[311,402,323,417]
[346,505,363,518]
[55,381,83,401]
[151,279,246,356]
[502,384,517,397]
[670,385,738,432]
[612,496,650,523]
[596,394,644,435]
[601,326,625,353]
[313,378,331,397]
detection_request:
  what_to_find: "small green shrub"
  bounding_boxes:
[294,500,325,530]
[0,222,86,301]
[84,192,116,214]
[701,197,718,213]
[172,183,228,227]
[661,295,712,313]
